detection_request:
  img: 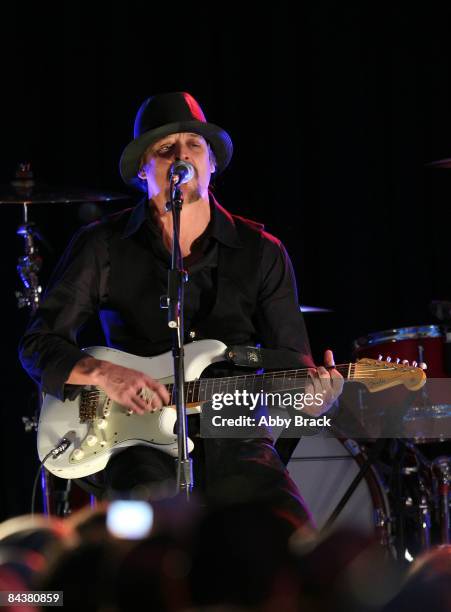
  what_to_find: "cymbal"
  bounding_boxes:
[424,158,451,168]
[0,185,129,205]
[300,305,334,313]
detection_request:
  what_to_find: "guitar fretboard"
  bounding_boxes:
[166,363,356,405]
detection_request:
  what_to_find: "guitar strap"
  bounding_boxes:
[226,344,306,370]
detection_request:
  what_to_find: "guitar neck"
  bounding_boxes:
[167,363,355,405]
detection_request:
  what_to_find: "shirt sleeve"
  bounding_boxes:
[18,223,107,401]
[255,232,315,368]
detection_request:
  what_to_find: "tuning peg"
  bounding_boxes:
[402,360,409,365]
[378,354,383,361]
[419,362,428,370]
[386,356,392,363]
[395,358,400,364]
[412,361,418,367]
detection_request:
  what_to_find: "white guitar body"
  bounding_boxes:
[38,339,228,479]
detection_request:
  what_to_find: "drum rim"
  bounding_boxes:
[288,435,392,550]
[354,325,442,349]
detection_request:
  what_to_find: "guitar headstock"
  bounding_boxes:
[354,357,427,392]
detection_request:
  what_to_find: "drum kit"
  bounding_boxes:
[3,161,451,562]
[289,321,451,561]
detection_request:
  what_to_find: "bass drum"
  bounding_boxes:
[288,435,392,548]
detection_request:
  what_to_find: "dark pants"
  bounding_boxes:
[102,416,315,531]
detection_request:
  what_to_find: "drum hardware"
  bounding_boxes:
[13,163,43,311]
[400,485,433,551]
[5,162,128,311]
[6,162,128,515]
[417,495,432,550]
[432,456,451,544]
[409,464,433,552]
[393,439,451,553]
[374,507,390,549]
[387,439,434,560]
[389,440,408,560]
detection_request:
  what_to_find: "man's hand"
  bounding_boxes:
[95,361,170,415]
[303,349,344,416]
[67,357,170,415]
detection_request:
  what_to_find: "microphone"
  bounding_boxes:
[169,160,195,185]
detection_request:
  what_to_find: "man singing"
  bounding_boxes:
[19,92,343,529]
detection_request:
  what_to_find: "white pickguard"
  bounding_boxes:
[38,339,228,479]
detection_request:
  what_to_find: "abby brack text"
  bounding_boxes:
[211,414,332,428]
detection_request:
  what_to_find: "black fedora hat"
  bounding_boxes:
[119,92,233,190]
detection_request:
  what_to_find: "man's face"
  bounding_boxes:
[139,132,215,204]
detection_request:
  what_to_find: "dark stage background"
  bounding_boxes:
[0,4,450,519]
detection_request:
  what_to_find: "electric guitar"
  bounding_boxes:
[37,339,426,479]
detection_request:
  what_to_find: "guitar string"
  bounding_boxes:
[167,365,406,390]
[166,363,397,393]
[166,363,416,402]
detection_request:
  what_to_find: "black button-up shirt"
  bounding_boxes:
[19,196,314,400]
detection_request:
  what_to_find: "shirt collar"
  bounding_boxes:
[122,193,243,249]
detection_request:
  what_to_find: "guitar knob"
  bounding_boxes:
[402,360,409,365]
[386,356,392,363]
[86,435,98,447]
[378,354,383,361]
[412,361,418,367]
[395,358,400,364]
[97,419,108,430]
[73,449,84,461]
[419,362,428,370]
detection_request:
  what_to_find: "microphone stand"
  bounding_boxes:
[164,177,193,499]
